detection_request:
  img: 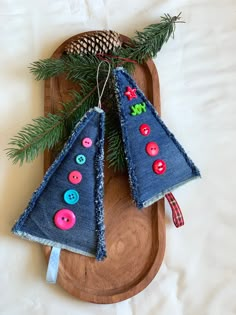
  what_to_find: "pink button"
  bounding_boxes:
[153,160,166,175]
[139,124,151,136]
[68,170,82,184]
[82,137,93,148]
[146,142,159,156]
[54,209,76,230]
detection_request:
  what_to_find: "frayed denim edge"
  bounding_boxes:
[12,230,95,257]
[12,108,103,259]
[142,175,199,208]
[94,107,107,261]
[113,67,201,209]
[113,70,140,210]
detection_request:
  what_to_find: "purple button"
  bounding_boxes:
[54,209,76,230]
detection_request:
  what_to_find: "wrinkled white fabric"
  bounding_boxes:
[0,0,236,314]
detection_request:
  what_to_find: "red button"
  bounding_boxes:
[146,142,159,156]
[82,137,93,148]
[54,209,76,230]
[68,170,82,184]
[153,160,166,175]
[139,124,151,136]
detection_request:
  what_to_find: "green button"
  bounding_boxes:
[76,154,86,165]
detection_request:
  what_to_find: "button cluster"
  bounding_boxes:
[54,136,93,230]
[139,123,166,175]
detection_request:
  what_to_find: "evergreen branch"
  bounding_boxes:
[29,58,66,80]
[106,106,126,172]
[29,13,182,81]
[29,54,134,84]
[107,128,126,172]
[6,87,98,165]
[61,86,98,132]
[117,13,182,63]
[6,114,64,164]
[66,54,105,82]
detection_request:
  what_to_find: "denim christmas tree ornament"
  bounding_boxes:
[113,67,200,209]
[12,107,106,283]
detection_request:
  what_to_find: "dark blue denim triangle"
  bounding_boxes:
[12,107,106,261]
[113,67,200,209]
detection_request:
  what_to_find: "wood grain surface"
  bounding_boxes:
[43,32,166,304]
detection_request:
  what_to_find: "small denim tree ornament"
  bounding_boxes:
[113,67,200,210]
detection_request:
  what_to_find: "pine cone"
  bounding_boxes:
[64,30,121,55]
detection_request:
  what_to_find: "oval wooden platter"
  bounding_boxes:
[44,32,166,304]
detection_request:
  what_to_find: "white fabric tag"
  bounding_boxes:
[46,247,61,284]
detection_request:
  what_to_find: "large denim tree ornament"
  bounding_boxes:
[12,61,111,283]
[12,108,106,283]
[113,67,200,210]
[12,61,110,283]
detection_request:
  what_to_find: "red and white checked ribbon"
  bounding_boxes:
[165,192,184,228]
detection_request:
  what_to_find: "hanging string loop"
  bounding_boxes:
[96,60,111,109]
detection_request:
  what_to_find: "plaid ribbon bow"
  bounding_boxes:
[165,192,184,228]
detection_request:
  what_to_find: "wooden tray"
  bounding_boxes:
[44,32,165,304]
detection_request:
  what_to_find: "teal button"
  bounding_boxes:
[75,154,86,165]
[64,189,79,205]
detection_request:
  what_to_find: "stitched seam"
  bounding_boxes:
[13,230,96,257]
[143,175,200,208]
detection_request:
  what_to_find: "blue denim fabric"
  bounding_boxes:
[12,107,106,261]
[113,68,200,209]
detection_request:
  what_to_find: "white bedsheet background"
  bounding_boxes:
[0,0,235,314]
